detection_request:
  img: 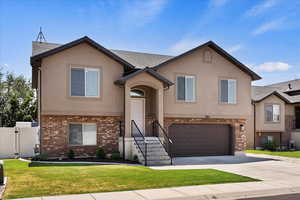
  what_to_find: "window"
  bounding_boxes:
[71,67,99,97]
[176,75,195,102]
[261,136,274,144]
[69,124,97,145]
[130,89,145,97]
[265,104,280,122]
[220,79,237,104]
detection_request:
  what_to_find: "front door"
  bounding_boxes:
[131,98,145,134]
[296,107,300,129]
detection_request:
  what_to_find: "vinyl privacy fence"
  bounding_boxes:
[0,127,39,158]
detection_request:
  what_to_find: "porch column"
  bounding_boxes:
[124,84,131,137]
[156,87,164,127]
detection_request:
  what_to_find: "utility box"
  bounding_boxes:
[0,160,3,185]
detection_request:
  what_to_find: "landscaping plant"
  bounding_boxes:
[67,149,75,159]
[96,147,105,159]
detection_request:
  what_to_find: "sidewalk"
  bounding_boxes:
[11,181,300,200]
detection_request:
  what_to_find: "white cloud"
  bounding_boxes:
[169,38,207,54]
[246,0,280,16]
[120,0,168,26]
[252,18,285,35]
[210,0,229,7]
[254,62,292,72]
[227,44,242,54]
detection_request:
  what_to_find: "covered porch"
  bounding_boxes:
[115,67,173,161]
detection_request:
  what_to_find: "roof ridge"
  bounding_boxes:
[266,78,300,86]
[111,49,174,57]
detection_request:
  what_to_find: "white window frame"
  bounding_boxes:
[70,66,100,98]
[219,79,237,104]
[176,75,196,102]
[69,123,97,146]
[265,104,280,123]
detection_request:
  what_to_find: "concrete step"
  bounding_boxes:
[141,159,172,166]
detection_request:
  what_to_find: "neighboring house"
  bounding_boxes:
[252,80,300,149]
[31,36,264,164]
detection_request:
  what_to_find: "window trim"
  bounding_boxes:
[69,65,101,98]
[68,122,97,146]
[264,103,281,123]
[219,78,237,105]
[175,74,196,103]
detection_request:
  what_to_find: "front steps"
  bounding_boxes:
[133,137,171,166]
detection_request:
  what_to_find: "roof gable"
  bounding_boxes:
[153,41,261,81]
[31,36,135,70]
[115,67,173,88]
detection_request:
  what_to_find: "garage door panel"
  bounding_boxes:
[169,124,232,157]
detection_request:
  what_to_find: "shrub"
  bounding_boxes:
[263,141,277,151]
[133,155,139,162]
[32,153,48,161]
[67,149,75,159]
[111,151,121,160]
[96,148,106,159]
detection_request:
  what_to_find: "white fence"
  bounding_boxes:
[0,127,39,158]
[291,132,300,150]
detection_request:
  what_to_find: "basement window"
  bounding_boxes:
[69,123,97,146]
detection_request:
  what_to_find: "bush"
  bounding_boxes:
[32,153,48,161]
[111,151,121,160]
[263,141,277,151]
[133,155,139,162]
[96,148,106,159]
[67,149,75,159]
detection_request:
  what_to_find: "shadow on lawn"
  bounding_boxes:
[29,162,101,167]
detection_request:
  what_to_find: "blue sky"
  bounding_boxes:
[0,0,299,85]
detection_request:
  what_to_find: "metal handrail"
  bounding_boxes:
[131,120,147,166]
[153,120,173,165]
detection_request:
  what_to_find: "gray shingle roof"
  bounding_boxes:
[252,85,300,103]
[266,79,300,92]
[111,49,174,69]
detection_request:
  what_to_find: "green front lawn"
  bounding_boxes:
[246,150,300,158]
[3,160,258,199]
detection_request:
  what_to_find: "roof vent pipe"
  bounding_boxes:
[288,83,292,90]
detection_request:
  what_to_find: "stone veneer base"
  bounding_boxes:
[41,115,121,157]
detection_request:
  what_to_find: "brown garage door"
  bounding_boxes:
[169,124,233,157]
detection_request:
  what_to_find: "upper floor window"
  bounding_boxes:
[176,75,195,102]
[265,104,280,122]
[220,79,237,104]
[71,67,100,97]
[69,123,97,146]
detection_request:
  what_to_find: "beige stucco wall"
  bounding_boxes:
[157,47,254,148]
[286,104,295,116]
[41,43,124,116]
[255,95,285,132]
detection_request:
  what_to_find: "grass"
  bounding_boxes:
[246,150,300,158]
[3,159,258,199]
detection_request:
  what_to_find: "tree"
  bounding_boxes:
[0,68,37,127]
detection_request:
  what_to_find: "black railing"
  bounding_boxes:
[153,120,173,165]
[131,120,147,166]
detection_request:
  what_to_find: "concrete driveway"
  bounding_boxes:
[152,153,300,183]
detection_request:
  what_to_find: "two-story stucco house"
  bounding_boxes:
[252,80,300,149]
[30,36,300,165]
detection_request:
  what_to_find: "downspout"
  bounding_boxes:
[38,67,42,154]
[122,84,126,160]
[253,101,256,150]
